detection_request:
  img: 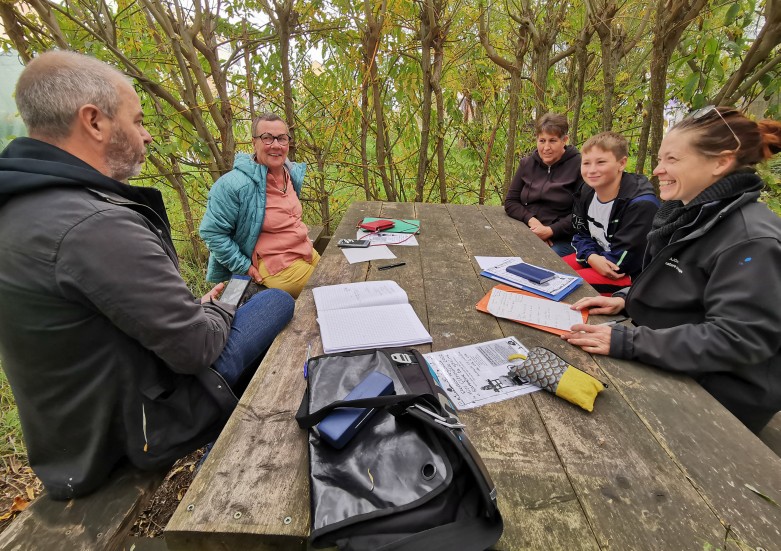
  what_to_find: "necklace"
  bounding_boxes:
[268,170,288,194]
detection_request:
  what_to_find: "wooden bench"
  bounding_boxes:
[759,413,781,457]
[0,464,167,550]
[307,224,328,255]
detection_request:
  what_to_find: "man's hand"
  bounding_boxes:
[528,217,543,230]
[561,324,613,355]
[201,282,225,304]
[570,295,626,315]
[587,254,625,279]
[248,265,262,283]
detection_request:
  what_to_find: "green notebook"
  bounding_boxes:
[360,217,421,234]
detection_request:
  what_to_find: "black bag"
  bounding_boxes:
[296,348,503,551]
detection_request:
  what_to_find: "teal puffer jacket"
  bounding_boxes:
[200,153,306,283]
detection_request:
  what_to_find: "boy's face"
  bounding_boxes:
[581,147,627,190]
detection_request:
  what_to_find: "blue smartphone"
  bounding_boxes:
[317,372,395,449]
[506,262,556,284]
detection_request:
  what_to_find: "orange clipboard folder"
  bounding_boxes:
[476,284,588,336]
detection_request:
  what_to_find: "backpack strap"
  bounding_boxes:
[295,392,440,429]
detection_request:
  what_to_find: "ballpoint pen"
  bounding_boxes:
[378,262,406,271]
[599,317,631,326]
[304,342,311,379]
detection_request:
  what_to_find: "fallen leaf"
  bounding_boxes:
[0,512,12,521]
[10,496,29,513]
[745,484,780,507]
[25,486,34,501]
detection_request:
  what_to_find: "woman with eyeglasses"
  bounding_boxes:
[562,107,781,433]
[200,113,319,299]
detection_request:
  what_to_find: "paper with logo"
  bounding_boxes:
[476,285,588,336]
[424,337,539,410]
[355,231,419,246]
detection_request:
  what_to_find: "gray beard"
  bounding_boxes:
[105,126,144,182]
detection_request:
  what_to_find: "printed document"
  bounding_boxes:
[313,281,432,353]
[355,231,419,246]
[424,337,539,410]
[487,288,583,331]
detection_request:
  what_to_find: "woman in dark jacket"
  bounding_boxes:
[505,113,583,256]
[562,107,781,433]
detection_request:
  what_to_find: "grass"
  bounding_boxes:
[0,364,26,466]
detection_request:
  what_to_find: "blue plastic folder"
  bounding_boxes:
[480,267,582,301]
[360,217,421,234]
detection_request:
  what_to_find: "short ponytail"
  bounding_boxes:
[757,119,781,160]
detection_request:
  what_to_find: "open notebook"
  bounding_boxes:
[312,281,432,353]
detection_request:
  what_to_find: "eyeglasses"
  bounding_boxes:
[688,105,741,152]
[253,133,291,146]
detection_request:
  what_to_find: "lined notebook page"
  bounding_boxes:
[313,280,409,312]
[317,303,432,353]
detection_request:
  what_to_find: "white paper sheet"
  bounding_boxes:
[317,303,432,353]
[341,245,396,264]
[424,337,539,410]
[475,256,522,270]
[312,280,409,312]
[487,288,583,330]
[355,231,419,246]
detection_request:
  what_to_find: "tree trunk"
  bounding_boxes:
[504,71,522,197]
[417,1,433,202]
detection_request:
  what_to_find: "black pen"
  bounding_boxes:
[378,262,406,271]
[599,317,631,326]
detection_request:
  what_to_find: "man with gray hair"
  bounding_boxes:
[0,50,295,499]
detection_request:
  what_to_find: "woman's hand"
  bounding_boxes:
[248,265,262,283]
[530,224,554,241]
[570,295,625,315]
[201,282,225,304]
[587,254,625,279]
[561,324,613,355]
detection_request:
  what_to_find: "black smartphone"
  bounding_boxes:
[337,238,371,248]
[220,275,251,306]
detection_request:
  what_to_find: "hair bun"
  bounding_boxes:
[758,119,781,158]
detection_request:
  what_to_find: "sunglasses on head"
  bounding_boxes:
[687,105,742,152]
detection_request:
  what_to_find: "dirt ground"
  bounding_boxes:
[0,448,205,539]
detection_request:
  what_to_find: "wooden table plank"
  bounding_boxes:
[479,205,781,549]
[166,202,384,550]
[167,202,780,551]
[416,203,599,550]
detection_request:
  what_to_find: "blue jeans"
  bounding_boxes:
[212,288,295,391]
[551,240,575,257]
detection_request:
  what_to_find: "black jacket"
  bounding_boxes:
[572,172,659,278]
[504,146,583,240]
[610,173,781,432]
[0,138,238,499]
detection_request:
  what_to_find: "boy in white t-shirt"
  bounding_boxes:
[563,132,659,294]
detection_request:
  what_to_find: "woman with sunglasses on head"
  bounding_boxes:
[562,106,781,433]
[200,113,319,299]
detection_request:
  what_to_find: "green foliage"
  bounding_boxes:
[0,366,26,462]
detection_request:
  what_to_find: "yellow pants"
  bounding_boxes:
[257,250,320,299]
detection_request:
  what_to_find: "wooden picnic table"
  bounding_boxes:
[166,201,781,550]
